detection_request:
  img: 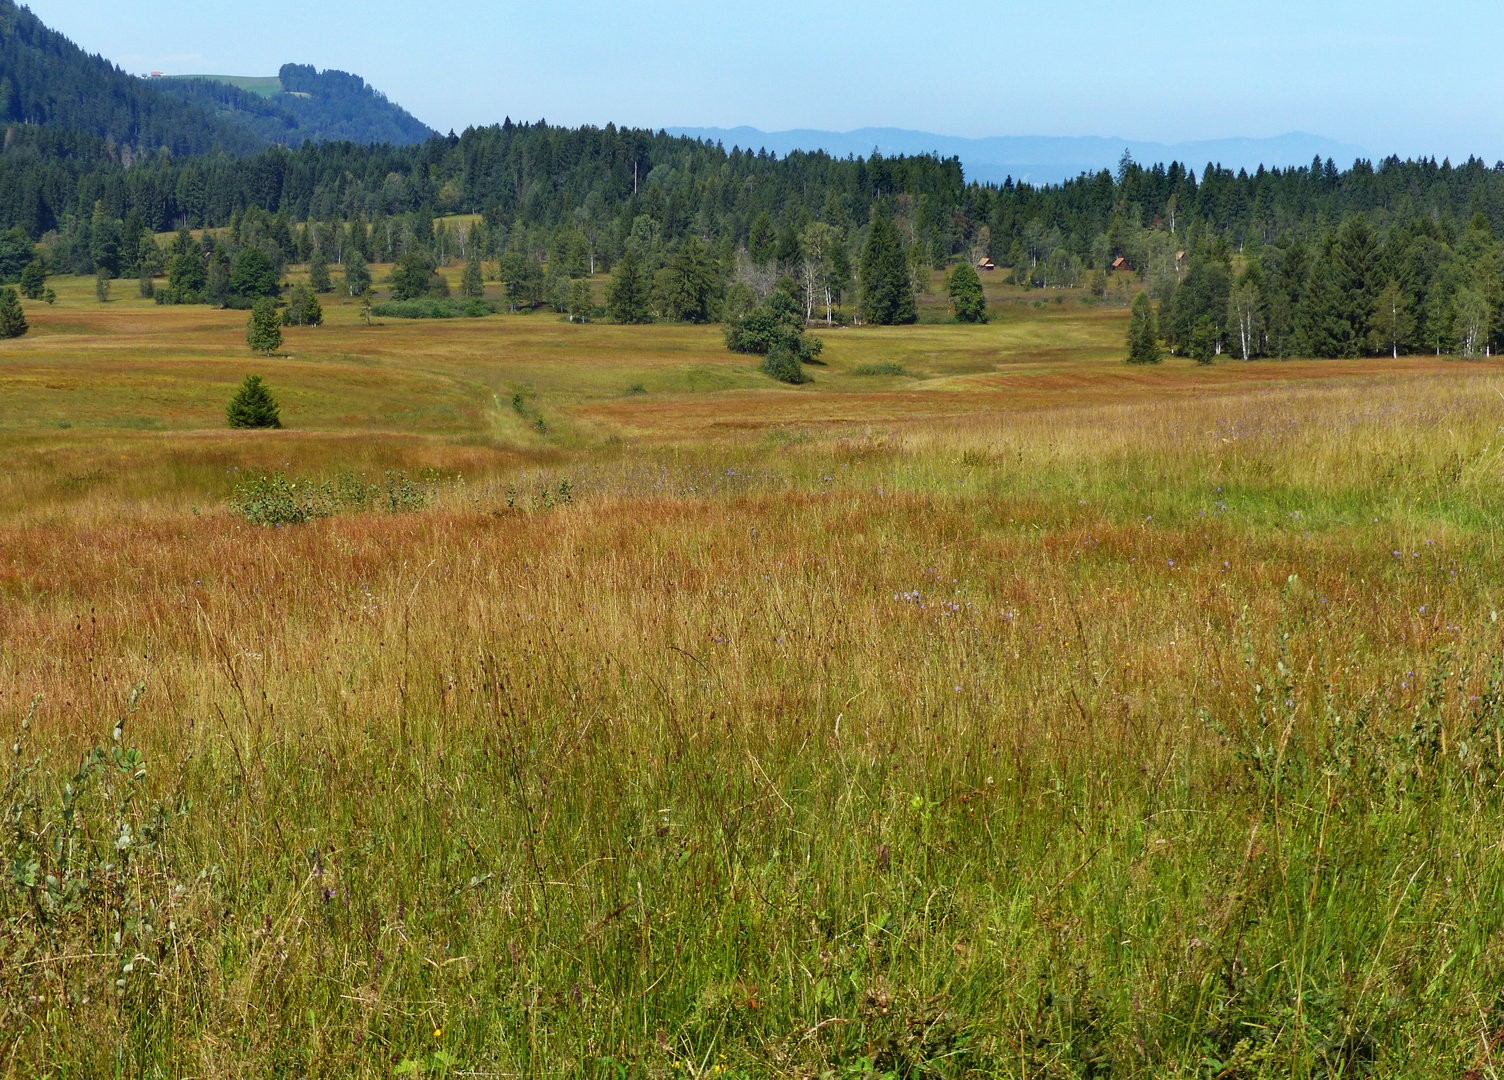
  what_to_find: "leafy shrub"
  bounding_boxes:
[853,363,909,376]
[760,345,810,384]
[3,687,195,1023]
[225,473,333,525]
[227,469,433,525]
[370,298,496,319]
[725,291,823,383]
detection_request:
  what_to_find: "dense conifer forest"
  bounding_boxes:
[155,65,433,148]
[7,0,1504,353]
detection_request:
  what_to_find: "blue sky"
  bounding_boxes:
[32,0,1504,161]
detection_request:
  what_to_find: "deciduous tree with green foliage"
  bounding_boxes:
[605,249,652,323]
[1368,281,1412,358]
[389,250,436,301]
[226,374,282,429]
[282,283,323,327]
[1125,291,1161,364]
[231,248,280,301]
[724,290,824,373]
[246,298,283,355]
[0,286,28,338]
[343,251,371,297]
[308,247,332,293]
[946,262,987,323]
[19,259,45,300]
[568,279,593,322]
[461,255,484,299]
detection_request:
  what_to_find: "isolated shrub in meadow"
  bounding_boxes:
[226,473,331,525]
[0,287,27,338]
[725,290,824,368]
[226,468,431,524]
[93,269,109,304]
[225,374,282,429]
[759,344,810,384]
[246,299,283,354]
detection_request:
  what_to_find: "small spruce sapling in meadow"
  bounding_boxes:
[19,258,45,300]
[946,262,987,323]
[246,298,283,355]
[1125,291,1162,364]
[43,287,56,305]
[95,269,111,304]
[138,265,154,298]
[226,374,282,429]
[0,286,28,338]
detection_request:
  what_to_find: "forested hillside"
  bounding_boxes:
[156,64,433,147]
[5,0,1504,357]
[9,109,1504,355]
[0,0,261,155]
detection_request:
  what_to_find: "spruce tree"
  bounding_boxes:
[748,213,776,267]
[226,374,282,429]
[461,255,485,299]
[858,216,917,325]
[0,287,28,338]
[606,249,652,323]
[308,247,332,293]
[95,270,110,303]
[657,237,715,322]
[946,262,987,323]
[246,298,283,354]
[1125,291,1161,363]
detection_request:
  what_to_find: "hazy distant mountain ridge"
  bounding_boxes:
[157,64,434,147]
[667,126,1372,186]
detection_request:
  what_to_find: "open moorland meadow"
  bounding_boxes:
[4,266,1504,1078]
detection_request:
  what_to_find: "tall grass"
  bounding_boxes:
[4,372,1504,1077]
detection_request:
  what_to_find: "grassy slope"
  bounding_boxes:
[2,272,1504,1078]
[164,74,285,98]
